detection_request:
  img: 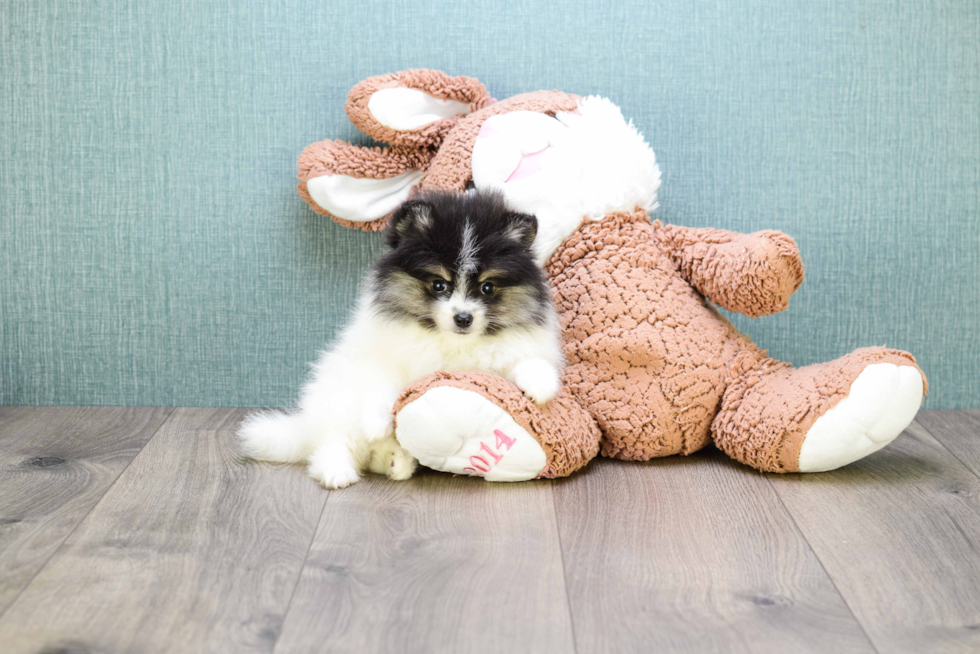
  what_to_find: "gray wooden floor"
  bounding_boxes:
[0,408,978,653]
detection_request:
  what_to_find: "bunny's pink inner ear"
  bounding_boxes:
[368,88,473,131]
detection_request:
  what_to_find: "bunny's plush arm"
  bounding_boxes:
[653,221,804,318]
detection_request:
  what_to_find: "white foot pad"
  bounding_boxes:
[798,363,924,472]
[395,386,547,482]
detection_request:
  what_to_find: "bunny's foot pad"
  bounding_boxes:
[394,371,601,481]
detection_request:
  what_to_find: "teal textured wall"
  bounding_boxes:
[2,0,978,408]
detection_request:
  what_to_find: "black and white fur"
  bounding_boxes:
[239,191,563,489]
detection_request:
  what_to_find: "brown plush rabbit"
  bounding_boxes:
[295,68,926,480]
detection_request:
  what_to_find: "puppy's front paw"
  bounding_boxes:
[307,446,361,489]
[308,461,361,489]
[388,444,418,481]
[513,359,561,406]
[367,436,419,481]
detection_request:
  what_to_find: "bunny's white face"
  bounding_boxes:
[471,97,662,265]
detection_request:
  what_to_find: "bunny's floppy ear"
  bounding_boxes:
[346,69,493,149]
[297,139,433,232]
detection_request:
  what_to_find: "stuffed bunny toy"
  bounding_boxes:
[296,68,926,481]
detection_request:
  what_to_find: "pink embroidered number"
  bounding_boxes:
[495,429,516,450]
[463,429,516,476]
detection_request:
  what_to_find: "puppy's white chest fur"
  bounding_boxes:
[342,299,562,386]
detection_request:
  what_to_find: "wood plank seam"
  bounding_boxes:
[549,480,580,654]
[764,474,881,654]
[766,417,980,651]
[914,413,980,483]
[0,406,176,623]
[271,489,332,654]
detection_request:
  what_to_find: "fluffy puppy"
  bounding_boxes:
[239,190,563,489]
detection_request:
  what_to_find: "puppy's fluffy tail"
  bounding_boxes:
[238,411,314,463]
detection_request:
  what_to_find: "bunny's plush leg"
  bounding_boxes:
[712,347,926,473]
[393,371,601,481]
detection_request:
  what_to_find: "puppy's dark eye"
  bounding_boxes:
[431,279,448,293]
[480,281,495,296]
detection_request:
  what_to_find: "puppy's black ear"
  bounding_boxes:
[503,213,537,249]
[386,200,434,248]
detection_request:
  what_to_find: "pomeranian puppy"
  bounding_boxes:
[239,190,563,489]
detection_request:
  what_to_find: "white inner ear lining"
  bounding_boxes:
[368,87,472,131]
[306,170,425,222]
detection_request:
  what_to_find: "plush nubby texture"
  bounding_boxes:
[653,223,805,318]
[548,211,764,460]
[547,211,925,470]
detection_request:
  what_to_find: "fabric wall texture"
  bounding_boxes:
[2,0,978,408]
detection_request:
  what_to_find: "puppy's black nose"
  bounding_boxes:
[453,313,473,328]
